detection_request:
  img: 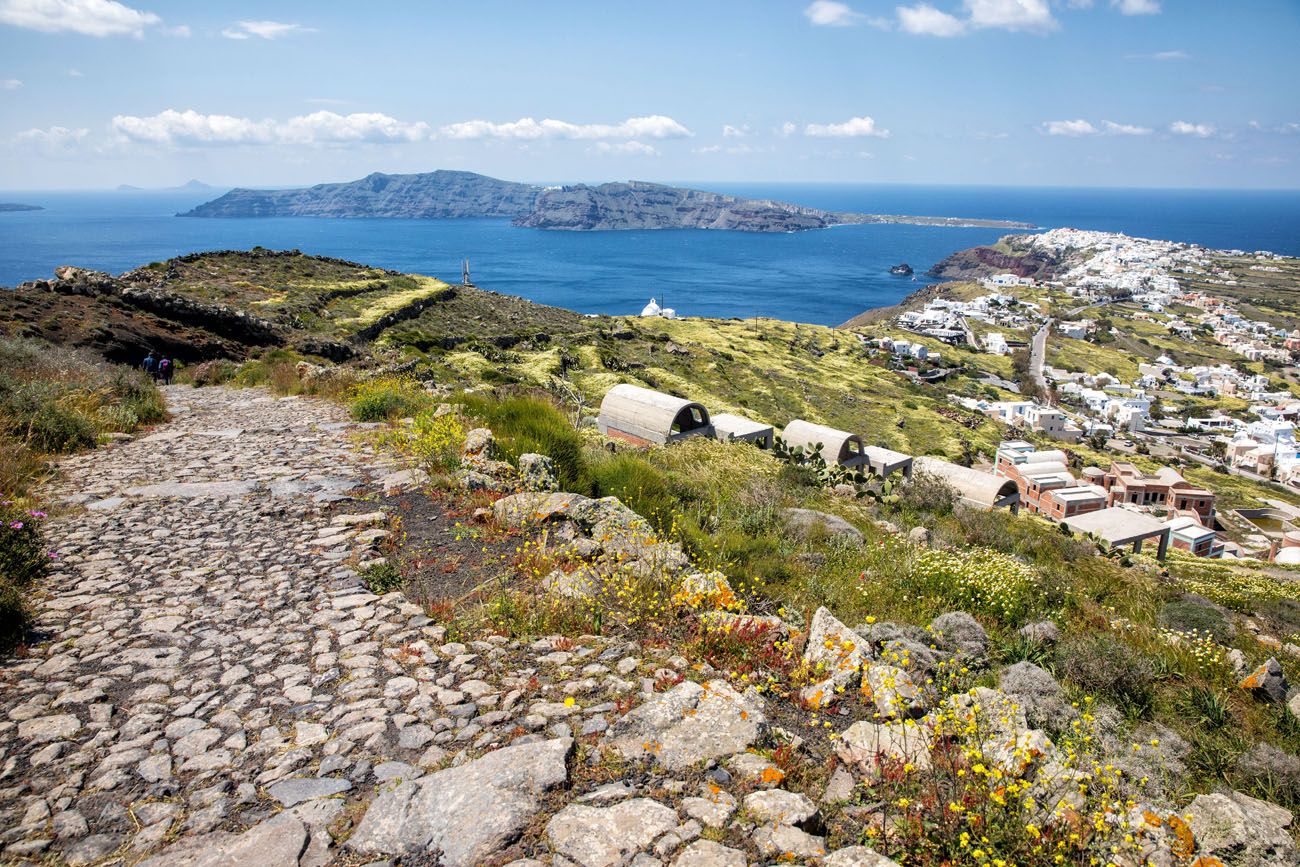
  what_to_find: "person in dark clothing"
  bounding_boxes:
[158,357,173,385]
[142,352,157,378]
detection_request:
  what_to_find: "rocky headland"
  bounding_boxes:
[0,203,42,213]
[181,170,1035,233]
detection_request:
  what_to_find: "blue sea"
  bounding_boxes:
[1,184,1298,326]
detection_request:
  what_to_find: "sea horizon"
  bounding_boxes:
[4,182,1299,326]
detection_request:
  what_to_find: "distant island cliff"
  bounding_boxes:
[181,170,1035,233]
[0,203,43,213]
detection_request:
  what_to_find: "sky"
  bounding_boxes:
[0,0,1297,190]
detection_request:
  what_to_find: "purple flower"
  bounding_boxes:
[27,510,46,518]
[48,551,61,559]
[8,521,22,530]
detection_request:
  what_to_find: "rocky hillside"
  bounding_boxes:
[180,170,541,219]
[0,249,591,364]
[182,170,1034,232]
[927,239,1060,281]
[514,181,852,232]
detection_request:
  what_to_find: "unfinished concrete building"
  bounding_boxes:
[914,457,1020,513]
[597,384,714,446]
[781,420,870,470]
[711,413,775,449]
[864,446,914,480]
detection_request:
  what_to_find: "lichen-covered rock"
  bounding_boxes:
[836,720,933,776]
[782,508,863,543]
[672,839,747,866]
[800,607,868,707]
[605,680,766,771]
[861,663,925,719]
[546,798,678,867]
[930,611,988,660]
[998,661,1075,732]
[1239,657,1288,702]
[347,737,572,865]
[750,824,827,860]
[462,427,498,461]
[743,789,818,828]
[493,491,595,527]
[1018,620,1060,645]
[824,847,903,867]
[518,452,559,492]
[907,526,931,547]
[1185,790,1296,867]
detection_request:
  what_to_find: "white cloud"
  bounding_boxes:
[12,125,90,153]
[804,0,861,25]
[438,115,692,141]
[1101,120,1151,135]
[722,124,749,138]
[67,67,83,76]
[1169,120,1215,138]
[109,108,430,147]
[1042,119,1097,136]
[779,121,797,137]
[1151,49,1186,60]
[964,0,1056,32]
[1,78,21,89]
[592,141,659,156]
[897,4,966,35]
[1041,118,1153,136]
[1112,0,1159,14]
[804,115,890,138]
[221,20,312,40]
[278,111,429,144]
[0,0,165,37]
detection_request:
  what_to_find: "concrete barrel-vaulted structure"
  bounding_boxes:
[914,457,1020,513]
[781,420,870,470]
[597,384,714,446]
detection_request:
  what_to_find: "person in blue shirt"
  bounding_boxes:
[142,351,157,378]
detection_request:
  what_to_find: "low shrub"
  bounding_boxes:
[456,392,588,490]
[360,561,404,594]
[405,410,466,475]
[186,360,239,387]
[905,546,1040,625]
[590,452,676,527]
[1234,742,1300,807]
[1157,597,1232,644]
[0,502,47,651]
[350,377,431,422]
[1058,634,1156,717]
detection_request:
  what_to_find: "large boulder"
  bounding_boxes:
[824,848,903,867]
[836,721,933,777]
[929,611,988,660]
[998,661,1076,733]
[518,453,560,492]
[782,508,863,544]
[1239,658,1288,702]
[800,606,869,707]
[605,680,766,771]
[861,663,925,719]
[546,798,678,867]
[494,492,594,528]
[347,737,572,866]
[1185,791,1296,867]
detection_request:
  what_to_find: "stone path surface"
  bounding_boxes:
[0,385,425,864]
[0,385,912,867]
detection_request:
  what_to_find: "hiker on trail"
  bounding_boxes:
[158,357,173,385]
[142,352,157,378]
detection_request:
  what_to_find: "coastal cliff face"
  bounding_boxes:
[180,170,541,219]
[513,181,840,232]
[927,242,1059,280]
